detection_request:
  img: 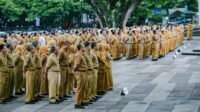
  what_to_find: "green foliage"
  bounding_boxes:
[0,0,198,28]
[0,0,23,21]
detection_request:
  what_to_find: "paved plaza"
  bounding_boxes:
[1,38,200,112]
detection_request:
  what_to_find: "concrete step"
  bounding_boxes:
[193,48,200,52]
[182,51,200,56]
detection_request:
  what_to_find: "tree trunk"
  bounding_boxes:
[86,0,108,29]
[121,0,142,28]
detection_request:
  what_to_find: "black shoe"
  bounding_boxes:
[75,104,85,109]
[0,101,7,104]
[88,102,93,104]
[10,96,17,98]
[62,97,68,100]
[56,99,63,102]
[2,99,7,103]
[96,96,102,99]
[21,91,25,94]
[33,99,38,102]
[93,97,98,100]
[90,99,96,102]
[41,93,48,95]
[64,95,72,98]
[38,95,44,98]
[97,92,103,95]
[49,101,59,104]
[15,92,23,95]
[25,101,35,104]
[81,102,89,106]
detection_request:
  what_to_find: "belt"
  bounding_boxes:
[94,67,99,69]
[27,69,36,71]
[48,71,60,73]
[36,68,42,69]
[8,67,14,68]
[76,70,87,72]
[88,69,93,71]
[60,65,68,67]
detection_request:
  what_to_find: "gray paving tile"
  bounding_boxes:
[145,101,176,112]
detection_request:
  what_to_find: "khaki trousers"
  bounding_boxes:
[132,43,138,57]
[59,67,67,97]
[0,72,7,102]
[138,43,144,60]
[40,74,48,95]
[65,67,70,96]
[14,67,23,93]
[97,70,106,92]
[91,69,98,98]
[84,71,93,102]
[35,69,42,97]
[152,43,160,60]
[67,72,74,95]
[126,44,132,58]
[6,68,14,97]
[187,30,192,40]
[25,71,35,102]
[48,72,60,102]
[75,71,86,105]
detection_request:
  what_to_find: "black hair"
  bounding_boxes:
[91,42,97,49]
[84,42,91,47]
[0,44,5,51]
[27,45,34,52]
[32,41,38,47]
[50,46,58,53]
[77,44,84,51]
[6,40,12,48]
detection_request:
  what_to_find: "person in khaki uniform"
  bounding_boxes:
[0,43,8,104]
[138,32,144,60]
[110,30,120,60]
[159,30,166,57]
[83,42,94,104]
[90,42,99,100]
[103,44,113,90]
[39,45,49,95]
[24,45,36,104]
[68,45,76,95]
[32,41,44,100]
[151,30,159,61]
[125,32,133,59]
[5,41,16,100]
[14,45,24,95]
[121,31,127,56]
[187,23,193,40]
[45,46,60,104]
[73,44,87,109]
[97,44,107,95]
[58,40,70,101]
[132,30,138,58]
[143,31,148,58]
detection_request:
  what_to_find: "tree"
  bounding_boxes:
[86,0,142,28]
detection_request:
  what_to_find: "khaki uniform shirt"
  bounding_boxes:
[0,52,8,73]
[24,52,36,71]
[91,50,99,69]
[84,51,93,70]
[46,53,60,72]
[34,50,42,69]
[58,48,69,67]
[6,50,14,68]
[74,51,88,71]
